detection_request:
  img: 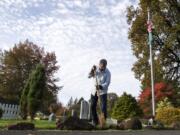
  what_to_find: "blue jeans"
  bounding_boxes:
[91,93,107,125]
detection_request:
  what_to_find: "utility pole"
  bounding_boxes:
[147,8,155,116]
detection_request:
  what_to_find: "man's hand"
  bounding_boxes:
[92,65,96,71]
[88,65,97,78]
[96,85,103,90]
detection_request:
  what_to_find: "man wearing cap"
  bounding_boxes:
[88,59,111,126]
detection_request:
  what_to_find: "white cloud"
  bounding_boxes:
[0,0,140,105]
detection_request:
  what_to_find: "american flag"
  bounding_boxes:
[147,20,153,33]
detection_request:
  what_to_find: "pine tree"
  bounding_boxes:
[112,92,143,121]
[27,64,46,120]
[67,97,73,109]
[20,77,31,119]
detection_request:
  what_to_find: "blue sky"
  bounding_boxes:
[0,0,140,105]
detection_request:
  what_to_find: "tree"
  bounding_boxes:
[107,93,118,117]
[0,40,61,112]
[74,98,78,105]
[55,102,65,116]
[127,0,180,89]
[138,82,178,116]
[66,97,84,117]
[49,102,63,115]
[112,92,143,121]
[67,97,74,109]
[20,77,31,119]
[27,64,46,120]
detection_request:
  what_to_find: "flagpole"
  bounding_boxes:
[147,8,155,116]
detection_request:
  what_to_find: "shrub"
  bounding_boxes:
[112,92,143,121]
[155,98,173,123]
[156,97,173,112]
[156,107,180,125]
[0,108,3,118]
[8,122,35,130]
[138,82,177,116]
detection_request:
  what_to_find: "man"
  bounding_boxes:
[88,59,111,126]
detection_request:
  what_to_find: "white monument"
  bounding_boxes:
[80,100,89,120]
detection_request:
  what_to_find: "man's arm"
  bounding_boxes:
[101,70,111,89]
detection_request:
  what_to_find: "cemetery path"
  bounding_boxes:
[0,130,180,135]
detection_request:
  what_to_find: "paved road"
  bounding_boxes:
[0,130,180,135]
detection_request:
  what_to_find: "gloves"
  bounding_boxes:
[92,65,97,71]
[96,85,103,90]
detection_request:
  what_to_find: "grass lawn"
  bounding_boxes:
[0,119,56,129]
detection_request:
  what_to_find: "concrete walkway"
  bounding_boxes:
[0,130,180,135]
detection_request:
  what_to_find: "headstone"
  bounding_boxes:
[88,101,92,120]
[62,109,67,122]
[71,109,78,118]
[106,118,118,126]
[148,118,154,126]
[49,113,56,121]
[80,100,89,120]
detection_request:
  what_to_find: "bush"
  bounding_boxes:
[0,108,3,119]
[157,98,173,108]
[8,122,35,130]
[138,82,177,116]
[156,107,180,125]
[156,97,173,113]
[112,92,143,121]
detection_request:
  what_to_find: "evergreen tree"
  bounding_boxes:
[27,64,46,120]
[67,97,73,109]
[20,77,31,119]
[112,92,143,121]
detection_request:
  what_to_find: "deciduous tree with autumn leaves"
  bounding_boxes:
[138,82,179,116]
[127,0,180,88]
[127,0,180,116]
[0,40,61,114]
